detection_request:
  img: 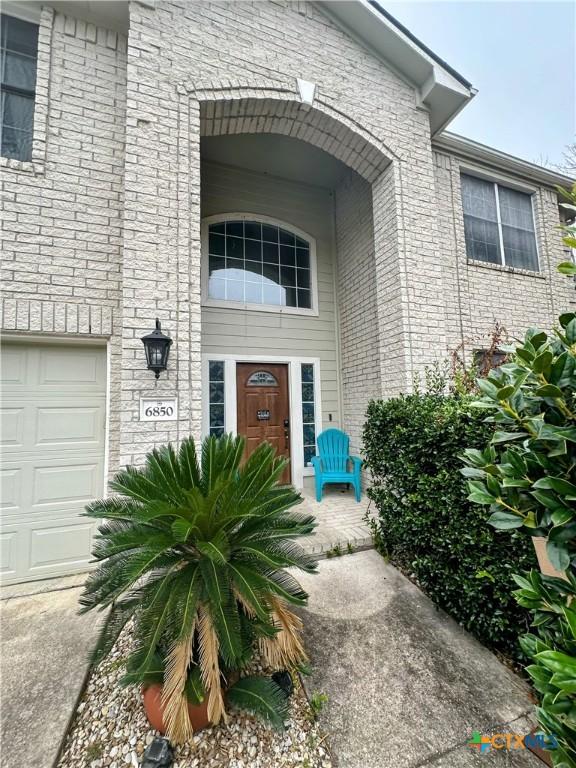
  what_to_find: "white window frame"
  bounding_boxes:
[460,167,541,272]
[201,213,319,317]
[1,3,51,175]
[201,353,323,489]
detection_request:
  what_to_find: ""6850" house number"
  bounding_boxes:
[139,397,178,422]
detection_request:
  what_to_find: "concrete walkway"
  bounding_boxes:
[0,580,104,768]
[300,486,373,557]
[297,551,541,768]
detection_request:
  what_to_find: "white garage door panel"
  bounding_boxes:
[34,463,100,506]
[29,519,95,573]
[0,408,24,447]
[1,347,27,385]
[2,400,105,453]
[1,530,18,578]
[36,407,101,446]
[1,344,106,585]
[1,468,21,511]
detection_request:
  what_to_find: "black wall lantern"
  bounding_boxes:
[141,319,172,379]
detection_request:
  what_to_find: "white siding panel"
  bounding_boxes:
[201,162,341,427]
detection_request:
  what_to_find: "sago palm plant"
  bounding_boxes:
[80,434,317,743]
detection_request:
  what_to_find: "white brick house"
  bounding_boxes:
[1,0,573,585]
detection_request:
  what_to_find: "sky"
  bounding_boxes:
[385,1,575,168]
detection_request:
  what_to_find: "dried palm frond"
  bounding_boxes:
[161,625,195,744]
[198,603,226,724]
[259,596,307,669]
[234,588,256,618]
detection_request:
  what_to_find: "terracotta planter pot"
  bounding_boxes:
[142,684,210,734]
[532,536,568,581]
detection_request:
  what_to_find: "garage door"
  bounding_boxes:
[1,343,107,585]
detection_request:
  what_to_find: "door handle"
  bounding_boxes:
[283,419,289,448]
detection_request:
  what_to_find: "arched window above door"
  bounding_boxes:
[202,215,317,315]
[246,370,278,386]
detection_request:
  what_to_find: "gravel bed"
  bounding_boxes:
[57,623,332,768]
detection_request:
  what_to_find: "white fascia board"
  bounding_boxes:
[434,132,575,190]
[2,1,42,23]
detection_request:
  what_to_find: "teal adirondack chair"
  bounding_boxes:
[311,428,362,502]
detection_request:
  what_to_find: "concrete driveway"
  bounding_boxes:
[297,551,541,768]
[1,555,544,768]
[0,577,104,768]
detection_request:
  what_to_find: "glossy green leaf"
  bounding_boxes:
[487,510,524,529]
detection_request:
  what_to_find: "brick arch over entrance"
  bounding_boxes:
[119,81,447,466]
[195,90,393,184]
[190,87,401,458]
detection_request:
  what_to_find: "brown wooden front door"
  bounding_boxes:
[236,363,291,483]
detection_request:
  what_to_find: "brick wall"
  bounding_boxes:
[1,7,127,472]
[4,0,570,476]
[335,169,380,455]
[119,0,448,464]
[433,150,574,359]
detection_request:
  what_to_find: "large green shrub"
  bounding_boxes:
[460,183,576,767]
[363,392,536,661]
[461,316,576,766]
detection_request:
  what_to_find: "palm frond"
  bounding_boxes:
[235,539,318,574]
[127,564,181,676]
[259,596,307,668]
[223,489,304,537]
[159,565,202,738]
[109,464,173,505]
[184,665,205,705]
[196,529,230,564]
[91,524,173,562]
[178,437,202,489]
[89,597,138,664]
[229,563,273,623]
[145,444,188,506]
[260,569,310,606]
[161,629,195,743]
[199,559,243,666]
[237,511,316,542]
[198,603,226,724]
[120,650,164,686]
[201,434,243,493]
[226,675,289,730]
[83,496,141,521]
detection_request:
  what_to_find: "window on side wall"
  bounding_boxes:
[204,217,316,313]
[1,13,39,162]
[460,173,539,272]
[473,348,507,377]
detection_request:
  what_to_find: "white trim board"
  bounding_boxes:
[201,353,323,489]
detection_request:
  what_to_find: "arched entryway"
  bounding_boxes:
[179,84,394,487]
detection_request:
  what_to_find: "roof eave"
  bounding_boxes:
[318,0,475,134]
[434,132,575,190]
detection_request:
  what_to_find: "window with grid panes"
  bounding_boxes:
[461,174,539,271]
[207,219,313,310]
[301,364,316,467]
[208,361,225,436]
[1,14,39,161]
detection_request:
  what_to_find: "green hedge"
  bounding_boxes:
[363,393,537,662]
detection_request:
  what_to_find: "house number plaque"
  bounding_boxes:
[257,409,270,421]
[140,397,178,422]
